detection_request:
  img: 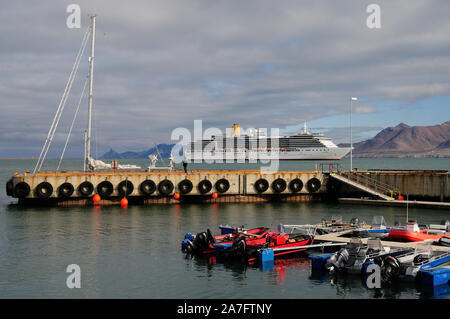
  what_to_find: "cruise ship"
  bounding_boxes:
[185,123,351,161]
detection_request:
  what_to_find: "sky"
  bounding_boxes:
[1,0,450,158]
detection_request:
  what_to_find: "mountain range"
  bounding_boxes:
[101,143,175,159]
[345,121,450,158]
[101,121,450,159]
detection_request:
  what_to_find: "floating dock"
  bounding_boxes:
[338,198,450,210]
[314,229,450,252]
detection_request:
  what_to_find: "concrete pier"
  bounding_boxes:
[333,170,450,202]
[6,168,450,207]
[7,169,327,205]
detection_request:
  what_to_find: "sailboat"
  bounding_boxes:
[33,15,164,173]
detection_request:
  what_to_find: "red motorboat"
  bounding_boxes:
[216,231,314,263]
[181,227,270,255]
[388,220,450,242]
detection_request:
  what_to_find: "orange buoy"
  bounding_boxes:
[120,197,128,206]
[398,195,404,201]
[212,192,218,199]
[174,192,180,200]
[93,193,101,203]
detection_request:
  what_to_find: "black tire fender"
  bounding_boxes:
[139,180,156,196]
[288,178,303,193]
[118,180,134,197]
[198,180,212,194]
[97,181,114,197]
[6,179,13,196]
[158,180,174,195]
[35,182,53,198]
[254,178,269,193]
[306,178,321,192]
[215,178,230,193]
[14,182,31,198]
[78,181,94,196]
[178,179,193,194]
[58,182,74,198]
[272,178,287,193]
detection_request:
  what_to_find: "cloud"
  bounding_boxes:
[1,1,450,158]
[354,106,376,114]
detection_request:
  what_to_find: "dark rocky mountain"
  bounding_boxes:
[348,121,450,158]
[101,143,175,159]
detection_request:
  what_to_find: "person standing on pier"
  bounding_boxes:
[183,158,188,174]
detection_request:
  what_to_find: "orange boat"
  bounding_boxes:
[388,221,450,242]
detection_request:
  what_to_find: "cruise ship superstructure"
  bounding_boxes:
[185,123,351,161]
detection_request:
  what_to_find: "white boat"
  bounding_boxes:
[185,123,351,162]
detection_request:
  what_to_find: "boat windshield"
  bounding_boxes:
[414,241,433,257]
[367,238,383,251]
[371,216,387,229]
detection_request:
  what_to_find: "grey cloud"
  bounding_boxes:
[1,0,450,158]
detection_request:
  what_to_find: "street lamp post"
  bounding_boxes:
[350,97,357,171]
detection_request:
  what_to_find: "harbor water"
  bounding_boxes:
[1,158,449,299]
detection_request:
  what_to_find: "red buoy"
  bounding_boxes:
[93,193,101,203]
[212,192,218,199]
[174,192,180,200]
[120,197,128,206]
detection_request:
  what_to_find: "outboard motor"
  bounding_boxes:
[441,219,450,232]
[325,248,349,272]
[181,239,196,253]
[381,256,400,283]
[206,229,216,244]
[192,232,210,251]
[277,223,285,233]
[350,217,359,226]
[223,236,247,258]
[181,233,196,252]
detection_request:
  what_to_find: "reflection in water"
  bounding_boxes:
[2,196,450,298]
[309,269,442,299]
[268,258,310,285]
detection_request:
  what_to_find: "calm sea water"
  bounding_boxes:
[0,158,449,299]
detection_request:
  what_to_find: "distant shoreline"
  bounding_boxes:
[1,156,449,160]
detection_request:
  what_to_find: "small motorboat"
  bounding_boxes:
[215,225,314,263]
[355,216,390,238]
[438,236,450,247]
[181,226,270,255]
[315,216,362,235]
[388,220,450,242]
[324,238,413,275]
[374,243,450,283]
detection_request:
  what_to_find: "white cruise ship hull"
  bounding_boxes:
[185,147,351,162]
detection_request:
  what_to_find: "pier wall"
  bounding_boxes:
[8,169,450,205]
[8,170,327,205]
[332,170,450,201]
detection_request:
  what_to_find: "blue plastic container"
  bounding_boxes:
[259,248,274,263]
[308,254,333,270]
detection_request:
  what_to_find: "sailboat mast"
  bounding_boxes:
[85,15,96,170]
